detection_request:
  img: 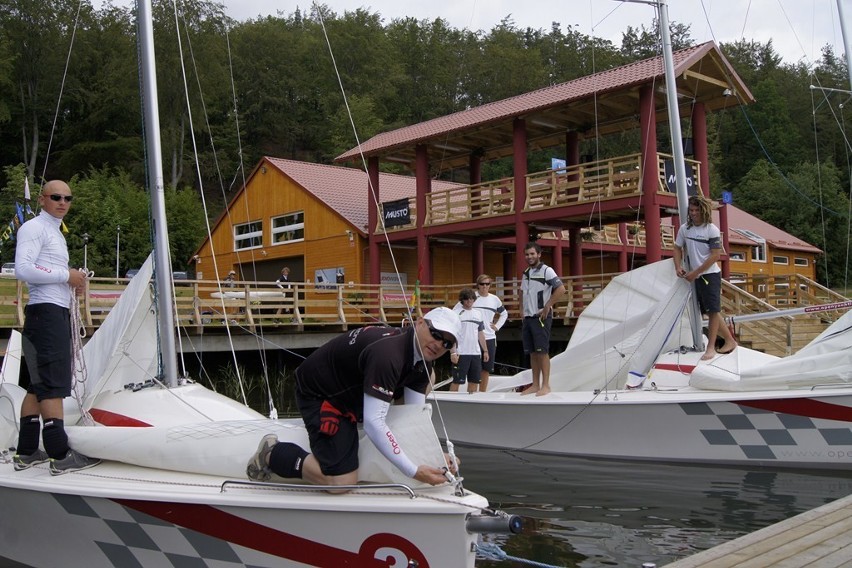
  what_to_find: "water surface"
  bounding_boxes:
[459,447,852,567]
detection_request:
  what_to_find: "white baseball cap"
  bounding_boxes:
[423,307,461,345]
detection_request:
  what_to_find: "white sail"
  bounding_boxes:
[489,260,693,392]
[690,310,852,391]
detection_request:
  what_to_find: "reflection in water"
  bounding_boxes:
[460,447,852,567]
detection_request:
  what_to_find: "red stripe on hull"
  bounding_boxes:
[652,363,697,373]
[738,398,852,423]
[115,499,428,567]
[89,408,152,427]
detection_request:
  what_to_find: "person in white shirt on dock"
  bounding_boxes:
[450,288,489,394]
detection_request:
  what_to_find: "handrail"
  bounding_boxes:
[1,273,843,358]
[375,151,702,233]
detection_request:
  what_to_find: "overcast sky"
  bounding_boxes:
[217,0,846,66]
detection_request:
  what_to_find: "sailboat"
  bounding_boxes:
[429,0,852,470]
[0,2,514,566]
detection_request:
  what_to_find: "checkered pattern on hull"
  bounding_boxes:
[682,400,852,462]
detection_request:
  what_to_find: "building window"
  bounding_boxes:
[773,255,788,265]
[272,211,305,244]
[729,252,745,261]
[235,221,262,250]
[794,257,808,267]
[733,229,766,263]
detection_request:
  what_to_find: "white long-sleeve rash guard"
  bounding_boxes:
[362,387,426,479]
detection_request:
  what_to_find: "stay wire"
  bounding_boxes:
[180,2,276,417]
[40,0,84,182]
[313,5,416,328]
[170,0,248,407]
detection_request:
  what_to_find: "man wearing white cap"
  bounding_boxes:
[247,307,461,490]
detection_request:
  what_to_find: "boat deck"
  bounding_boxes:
[664,492,852,567]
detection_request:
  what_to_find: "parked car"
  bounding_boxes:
[1,263,14,276]
[125,268,188,280]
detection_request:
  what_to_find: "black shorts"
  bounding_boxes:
[295,391,359,476]
[453,354,482,384]
[695,272,722,313]
[21,304,72,401]
[522,315,552,354]
[481,338,497,373]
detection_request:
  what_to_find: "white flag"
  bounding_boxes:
[24,177,30,200]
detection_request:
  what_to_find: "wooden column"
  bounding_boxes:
[640,85,662,262]
[368,156,381,285]
[569,227,583,314]
[552,231,564,277]
[719,203,731,279]
[513,118,529,275]
[469,153,482,185]
[473,238,484,281]
[618,223,628,272]
[692,102,710,196]
[415,145,432,284]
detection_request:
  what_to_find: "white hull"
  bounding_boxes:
[429,260,852,469]
[431,386,852,468]
[0,460,486,567]
[0,383,492,567]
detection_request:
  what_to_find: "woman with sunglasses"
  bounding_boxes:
[246,307,462,491]
[12,180,100,475]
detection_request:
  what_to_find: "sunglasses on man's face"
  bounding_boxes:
[47,194,73,203]
[426,323,455,349]
[478,282,492,286]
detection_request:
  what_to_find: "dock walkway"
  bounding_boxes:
[664,493,852,567]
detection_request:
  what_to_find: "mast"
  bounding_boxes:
[838,0,852,91]
[138,0,179,386]
[657,0,705,349]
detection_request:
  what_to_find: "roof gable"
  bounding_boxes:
[265,158,463,234]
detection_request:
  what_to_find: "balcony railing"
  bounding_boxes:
[377,152,702,233]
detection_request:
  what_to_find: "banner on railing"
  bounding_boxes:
[663,160,696,195]
[381,198,410,228]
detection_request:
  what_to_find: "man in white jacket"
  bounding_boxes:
[13,180,100,475]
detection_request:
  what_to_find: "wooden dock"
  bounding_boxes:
[664,493,852,567]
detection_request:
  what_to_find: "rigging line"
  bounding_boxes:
[735,104,846,216]
[179,5,276,417]
[810,85,831,286]
[312,4,414,327]
[738,0,752,40]
[843,110,852,290]
[169,0,247,407]
[40,0,84,182]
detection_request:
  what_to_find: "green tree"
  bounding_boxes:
[735,159,850,286]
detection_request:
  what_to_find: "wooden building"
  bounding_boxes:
[334,41,761,284]
[193,42,820,289]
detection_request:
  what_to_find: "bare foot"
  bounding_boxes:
[718,342,737,355]
[535,386,551,397]
[700,349,717,361]
[520,386,539,395]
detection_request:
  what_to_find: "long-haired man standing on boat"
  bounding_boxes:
[520,242,566,397]
[247,307,462,491]
[673,194,737,360]
[12,180,101,475]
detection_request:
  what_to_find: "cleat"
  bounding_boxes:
[49,449,101,475]
[247,434,278,481]
[13,449,49,471]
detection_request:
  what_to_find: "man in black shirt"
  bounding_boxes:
[247,307,461,490]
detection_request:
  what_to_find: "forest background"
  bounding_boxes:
[0,0,849,289]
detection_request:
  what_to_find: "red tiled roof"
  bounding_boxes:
[337,42,741,161]
[265,158,463,234]
[665,204,822,253]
